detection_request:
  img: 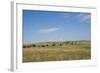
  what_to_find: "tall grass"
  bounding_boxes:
[23,41,91,62]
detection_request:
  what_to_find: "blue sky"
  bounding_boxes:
[23,10,91,44]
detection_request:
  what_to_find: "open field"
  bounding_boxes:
[23,41,91,62]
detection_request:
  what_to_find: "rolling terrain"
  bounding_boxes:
[23,40,91,62]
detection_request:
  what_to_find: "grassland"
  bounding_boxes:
[23,40,91,62]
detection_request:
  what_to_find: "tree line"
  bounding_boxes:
[23,41,82,48]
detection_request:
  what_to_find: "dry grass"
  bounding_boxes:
[23,41,91,62]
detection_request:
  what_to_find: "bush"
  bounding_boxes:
[41,45,45,47]
[27,45,31,48]
[59,43,62,46]
[52,43,56,46]
[32,44,36,47]
[23,45,27,48]
[71,41,73,45]
[65,41,70,44]
[46,44,49,47]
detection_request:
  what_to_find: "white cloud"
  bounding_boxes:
[62,13,90,23]
[38,27,60,33]
[76,13,91,22]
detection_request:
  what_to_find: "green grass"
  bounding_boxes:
[23,41,91,62]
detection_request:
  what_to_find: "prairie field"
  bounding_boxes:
[23,41,91,62]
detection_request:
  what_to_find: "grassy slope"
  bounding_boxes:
[23,41,91,62]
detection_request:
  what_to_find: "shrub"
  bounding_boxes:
[27,45,31,48]
[46,44,49,47]
[41,45,45,47]
[23,45,27,48]
[59,43,62,46]
[65,41,70,44]
[52,43,56,46]
[71,41,73,45]
[32,44,36,47]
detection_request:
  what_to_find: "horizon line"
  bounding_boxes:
[23,40,91,45]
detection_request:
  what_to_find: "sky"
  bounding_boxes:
[23,10,91,44]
